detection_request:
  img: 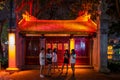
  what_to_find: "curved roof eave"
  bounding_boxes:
[18,15,97,34]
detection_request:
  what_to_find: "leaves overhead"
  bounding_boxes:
[106,0,120,21]
[108,21,120,37]
[106,0,120,36]
[15,0,100,20]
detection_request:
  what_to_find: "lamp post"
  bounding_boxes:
[6,0,19,71]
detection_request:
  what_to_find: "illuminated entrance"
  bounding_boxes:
[25,36,91,65]
[46,37,69,65]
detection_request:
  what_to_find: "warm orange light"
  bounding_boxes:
[108,55,112,59]
[6,33,19,71]
[70,38,75,52]
[108,51,113,54]
[76,11,91,21]
[22,11,37,21]
[6,68,19,71]
[107,45,113,55]
[8,33,16,68]
[9,33,15,45]
[22,11,31,21]
[107,45,113,59]
[108,45,113,50]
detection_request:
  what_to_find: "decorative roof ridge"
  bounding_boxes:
[21,11,92,22]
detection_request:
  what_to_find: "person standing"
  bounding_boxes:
[61,49,70,74]
[39,47,45,78]
[46,48,52,76]
[70,49,76,76]
[52,48,59,73]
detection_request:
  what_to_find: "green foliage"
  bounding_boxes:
[106,0,120,20]
[1,23,8,43]
[0,57,8,68]
[108,60,120,72]
[0,1,5,10]
[108,21,120,37]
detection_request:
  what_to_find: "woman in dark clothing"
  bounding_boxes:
[61,49,70,74]
[46,48,52,76]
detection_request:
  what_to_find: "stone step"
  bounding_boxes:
[21,65,93,70]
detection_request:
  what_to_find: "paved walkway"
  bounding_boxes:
[0,68,120,80]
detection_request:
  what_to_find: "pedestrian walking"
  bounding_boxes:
[61,49,70,74]
[52,48,60,73]
[70,49,76,76]
[39,47,45,78]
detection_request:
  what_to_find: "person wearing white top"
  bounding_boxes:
[39,48,45,78]
[70,49,76,76]
[52,51,57,62]
[52,48,59,73]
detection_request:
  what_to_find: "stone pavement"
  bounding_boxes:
[0,68,120,80]
[0,70,10,80]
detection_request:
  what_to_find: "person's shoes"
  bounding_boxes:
[40,74,44,78]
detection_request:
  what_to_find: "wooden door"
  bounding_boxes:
[25,37,40,65]
[46,37,69,65]
[75,37,90,65]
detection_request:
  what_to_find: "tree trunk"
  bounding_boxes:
[0,20,5,58]
[115,0,120,17]
[0,22,3,58]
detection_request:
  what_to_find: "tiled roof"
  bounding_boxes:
[18,14,97,34]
